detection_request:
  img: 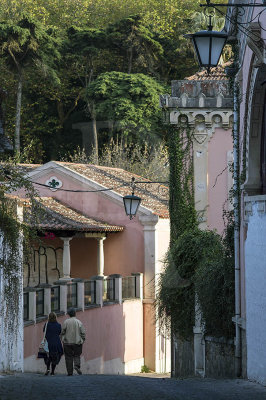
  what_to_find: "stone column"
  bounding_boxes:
[139,215,159,372]
[193,295,205,377]
[28,288,37,323]
[139,215,159,299]
[96,238,106,276]
[193,137,209,230]
[60,237,73,280]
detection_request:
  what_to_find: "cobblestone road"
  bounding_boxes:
[1,373,266,400]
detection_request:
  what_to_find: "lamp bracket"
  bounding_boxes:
[201,2,265,7]
[246,23,266,66]
[128,178,168,203]
[201,1,266,46]
[130,177,136,195]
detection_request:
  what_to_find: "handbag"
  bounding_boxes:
[37,322,49,358]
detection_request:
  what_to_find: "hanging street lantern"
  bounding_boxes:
[123,194,141,219]
[123,177,141,219]
[184,16,228,72]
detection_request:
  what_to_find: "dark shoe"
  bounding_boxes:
[45,370,50,376]
[67,373,73,376]
[74,367,82,375]
[51,372,55,376]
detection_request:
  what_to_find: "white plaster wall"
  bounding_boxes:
[156,219,171,373]
[245,204,266,385]
[139,216,171,373]
[0,230,24,372]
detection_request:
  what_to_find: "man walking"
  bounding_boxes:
[61,308,86,376]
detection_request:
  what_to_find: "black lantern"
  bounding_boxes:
[123,194,141,219]
[184,17,228,71]
[123,177,141,219]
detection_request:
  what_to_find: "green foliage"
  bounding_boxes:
[0,158,41,339]
[0,1,200,161]
[107,15,163,75]
[0,15,60,76]
[62,139,169,183]
[0,14,61,152]
[167,124,197,242]
[157,121,235,340]
[86,71,166,144]
[141,365,150,373]
[157,227,235,340]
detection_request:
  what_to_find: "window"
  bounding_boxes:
[51,286,60,312]
[23,292,29,321]
[67,283,77,308]
[84,280,96,306]
[122,276,137,299]
[36,289,44,317]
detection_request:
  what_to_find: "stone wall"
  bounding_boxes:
[173,336,194,377]
[241,329,247,379]
[173,335,236,378]
[205,336,235,378]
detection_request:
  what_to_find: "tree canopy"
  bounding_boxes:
[0,0,204,162]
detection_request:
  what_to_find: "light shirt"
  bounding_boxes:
[61,317,86,345]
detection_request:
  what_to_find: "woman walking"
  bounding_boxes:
[43,312,63,375]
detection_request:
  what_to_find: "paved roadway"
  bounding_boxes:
[1,373,266,400]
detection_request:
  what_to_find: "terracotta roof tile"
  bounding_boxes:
[27,197,124,232]
[56,162,169,219]
[185,64,229,81]
[17,163,42,173]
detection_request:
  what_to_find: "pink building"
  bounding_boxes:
[160,67,234,377]
[161,68,233,236]
[0,78,234,376]
[20,162,171,374]
[225,0,266,385]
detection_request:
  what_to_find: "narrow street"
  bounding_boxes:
[1,373,266,400]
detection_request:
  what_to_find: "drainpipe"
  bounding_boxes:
[233,79,241,377]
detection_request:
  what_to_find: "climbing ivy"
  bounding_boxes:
[156,122,235,340]
[167,123,197,243]
[0,159,41,365]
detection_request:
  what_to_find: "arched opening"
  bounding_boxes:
[260,91,266,193]
[244,65,266,195]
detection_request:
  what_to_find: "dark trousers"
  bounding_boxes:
[44,352,62,373]
[63,344,82,374]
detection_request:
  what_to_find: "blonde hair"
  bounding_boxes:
[48,312,57,322]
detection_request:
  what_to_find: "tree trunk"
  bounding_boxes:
[128,47,133,74]
[92,103,98,164]
[14,73,23,154]
[56,101,65,128]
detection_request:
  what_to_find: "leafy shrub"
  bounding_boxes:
[157,227,234,339]
[141,365,150,373]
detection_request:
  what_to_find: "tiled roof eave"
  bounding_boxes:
[37,224,123,232]
[24,197,124,233]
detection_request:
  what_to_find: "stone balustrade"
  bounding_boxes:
[23,273,143,325]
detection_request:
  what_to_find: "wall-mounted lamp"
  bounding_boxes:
[123,177,141,220]
[185,1,266,72]
[184,15,228,71]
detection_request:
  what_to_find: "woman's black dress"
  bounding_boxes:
[43,321,63,366]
